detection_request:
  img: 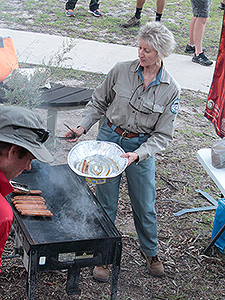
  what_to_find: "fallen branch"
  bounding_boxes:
[186,251,202,265]
[160,175,178,190]
[122,249,142,266]
[191,233,201,245]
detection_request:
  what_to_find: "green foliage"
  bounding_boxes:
[3,68,47,107]
[2,40,76,108]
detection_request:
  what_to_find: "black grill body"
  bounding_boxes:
[7,162,122,300]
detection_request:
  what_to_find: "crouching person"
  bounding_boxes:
[0,106,53,271]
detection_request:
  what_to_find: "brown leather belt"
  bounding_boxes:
[107,119,147,140]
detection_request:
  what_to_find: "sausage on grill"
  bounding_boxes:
[15,204,47,211]
[13,189,42,195]
[13,195,45,201]
[20,210,53,217]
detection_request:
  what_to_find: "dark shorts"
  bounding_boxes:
[191,0,211,18]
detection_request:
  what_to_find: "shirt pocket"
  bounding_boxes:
[111,83,131,110]
[137,101,166,130]
[141,100,165,115]
[112,83,131,99]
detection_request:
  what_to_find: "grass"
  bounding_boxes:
[1,0,224,60]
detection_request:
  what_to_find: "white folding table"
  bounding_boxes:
[197,148,225,197]
[197,148,225,254]
[174,148,223,217]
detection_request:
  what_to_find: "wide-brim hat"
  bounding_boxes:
[0,106,53,163]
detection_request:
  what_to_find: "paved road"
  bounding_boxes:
[1,28,216,93]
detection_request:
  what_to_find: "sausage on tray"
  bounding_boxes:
[81,159,87,173]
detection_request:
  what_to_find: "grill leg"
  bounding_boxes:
[66,265,81,295]
[111,241,122,300]
[27,250,37,300]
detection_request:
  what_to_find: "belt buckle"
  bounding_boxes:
[122,130,130,140]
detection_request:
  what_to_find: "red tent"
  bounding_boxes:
[205,12,225,138]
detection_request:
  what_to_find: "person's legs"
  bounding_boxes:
[193,17,207,55]
[65,0,77,16]
[65,0,77,10]
[156,0,166,13]
[125,156,158,256]
[136,0,145,9]
[95,175,121,223]
[191,16,212,66]
[94,121,164,278]
[88,0,103,16]
[95,121,122,223]
[184,16,196,52]
[189,16,196,45]
[188,0,213,66]
[89,0,99,10]
[155,0,166,21]
[93,123,123,282]
[121,136,164,277]
[135,0,145,19]
[121,0,145,27]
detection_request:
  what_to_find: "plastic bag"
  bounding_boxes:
[0,37,19,82]
[211,138,225,168]
[211,198,225,254]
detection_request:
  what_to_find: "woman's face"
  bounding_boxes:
[138,39,160,68]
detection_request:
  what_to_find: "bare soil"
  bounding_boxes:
[0,1,225,299]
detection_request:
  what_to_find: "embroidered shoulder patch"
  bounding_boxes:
[170,99,180,114]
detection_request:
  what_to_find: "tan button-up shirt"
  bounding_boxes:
[79,59,180,161]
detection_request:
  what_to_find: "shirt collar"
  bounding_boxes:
[137,64,163,88]
[0,170,14,197]
[130,59,171,85]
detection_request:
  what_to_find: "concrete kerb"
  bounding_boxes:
[1,28,216,94]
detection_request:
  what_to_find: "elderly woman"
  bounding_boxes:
[65,21,180,281]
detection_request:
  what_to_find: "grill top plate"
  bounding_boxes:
[8,162,120,246]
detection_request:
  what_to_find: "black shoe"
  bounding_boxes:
[219,2,225,10]
[185,44,195,54]
[192,52,213,66]
[185,44,206,54]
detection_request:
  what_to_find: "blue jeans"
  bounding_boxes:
[96,120,158,257]
[65,0,99,11]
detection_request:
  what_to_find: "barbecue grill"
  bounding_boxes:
[6,161,122,300]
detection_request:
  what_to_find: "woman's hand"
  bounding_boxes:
[121,152,139,166]
[64,126,85,142]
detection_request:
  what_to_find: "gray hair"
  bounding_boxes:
[138,21,176,59]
